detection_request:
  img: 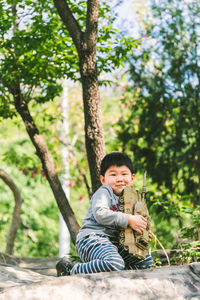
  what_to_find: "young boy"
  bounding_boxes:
[56,151,153,276]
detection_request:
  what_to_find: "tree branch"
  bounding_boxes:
[13,88,80,244]
[53,0,82,53]
[0,169,23,255]
[85,0,99,49]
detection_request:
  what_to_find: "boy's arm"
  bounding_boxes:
[92,185,130,228]
[92,185,148,234]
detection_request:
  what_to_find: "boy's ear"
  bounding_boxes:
[100,175,104,185]
[131,173,135,183]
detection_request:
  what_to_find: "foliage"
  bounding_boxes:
[117,0,200,202]
[0,0,75,119]
[0,0,138,119]
[0,116,59,256]
[170,241,200,265]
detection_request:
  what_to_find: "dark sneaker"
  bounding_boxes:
[56,256,74,277]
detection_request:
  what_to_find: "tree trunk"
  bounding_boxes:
[13,88,79,245]
[53,0,106,194]
[0,169,23,255]
[79,50,105,193]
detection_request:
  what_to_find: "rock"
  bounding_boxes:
[0,259,200,300]
[0,263,53,290]
[0,253,57,276]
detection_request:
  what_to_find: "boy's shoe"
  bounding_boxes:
[56,256,74,277]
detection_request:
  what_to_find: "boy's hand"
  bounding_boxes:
[128,215,147,234]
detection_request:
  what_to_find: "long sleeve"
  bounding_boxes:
[92,185,130,228]
[76,185,131,243]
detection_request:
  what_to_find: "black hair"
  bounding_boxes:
[100,151,134,176]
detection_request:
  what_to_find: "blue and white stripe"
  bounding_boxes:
[70,233,153,275]
[71,234,124,274]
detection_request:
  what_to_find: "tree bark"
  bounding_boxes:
[53,0,106,194]
[13,86,79,245]
[79,50,105,193]
[0,169,23,255]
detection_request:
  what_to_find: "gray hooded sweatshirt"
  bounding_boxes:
[76,185,131,243]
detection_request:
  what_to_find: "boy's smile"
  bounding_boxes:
[100,165,135,195]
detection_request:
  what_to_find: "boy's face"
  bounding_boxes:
[100,165,135,195]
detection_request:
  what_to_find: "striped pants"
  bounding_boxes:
[70,233,153,275]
